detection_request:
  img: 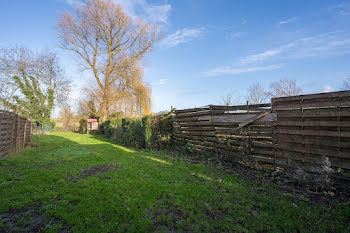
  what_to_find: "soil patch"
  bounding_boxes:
[149,194,187,232]
[67,164,121,183]
[0,204,67,233]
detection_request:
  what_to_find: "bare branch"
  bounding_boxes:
[266,78,302,98]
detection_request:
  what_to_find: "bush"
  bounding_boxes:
[79,119,87,133]
[101,112,173,150]
[48,120,56,130]
[122,118,145,148]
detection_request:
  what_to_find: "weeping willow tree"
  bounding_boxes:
[81,62,151,119]
[119,63,151,117]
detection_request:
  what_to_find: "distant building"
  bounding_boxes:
[87,119,98,132]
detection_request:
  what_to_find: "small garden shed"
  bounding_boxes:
[87,119,98,132]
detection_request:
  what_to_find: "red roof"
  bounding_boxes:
[87,119,98,123]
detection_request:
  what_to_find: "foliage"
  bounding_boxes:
[48,120,56,130]
[79,119,87,134]
[107,112,124,127]
[0,132,349,232]
[101,112,173,149]
[11,75,54,126]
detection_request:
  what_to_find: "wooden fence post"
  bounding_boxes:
[9,112,16,155]
[23,119,28,147]
[29,121,32,144]
[15,114,20,153]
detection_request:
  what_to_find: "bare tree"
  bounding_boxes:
[266,78,302,98]
[59,105,74,130]
[78,98,98,118]
[0,47,71,112]
[247,82,267,104]
[57,0,159,120]
[0,47,32,110]
[342,79,350,90]
[219,91,243,106]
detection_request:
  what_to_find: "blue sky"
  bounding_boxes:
[1,0,350,113]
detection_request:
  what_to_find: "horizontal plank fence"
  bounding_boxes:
[173,103,276,165]
[0,110,31,159]
[173,90,350,177]
[272,90,350,174]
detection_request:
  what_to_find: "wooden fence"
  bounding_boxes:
[173,90,350,175]
[173,103,276,164]
[0,110,31,159]
[272,90,350,173]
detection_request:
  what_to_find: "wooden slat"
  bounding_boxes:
[175,110,212,118]
[273,100,350,110]
[234,111,270,131]
[275,121,350,127]
[275,134,350,148]
[175,107,209,114]
[209,103,271,110]
[275,111,350,118]
[272,90,350,103]
[275,128,350,138]
[199,113,277,123]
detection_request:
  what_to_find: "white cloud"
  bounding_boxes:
[66,0,171,24]
[113,0,171,24]
[228,32,243,39]
[204,31,350,77]
[239,49,282,65]
[161,28,205,48]
[323,85,335,92]
[277,17,298,27]
[330,2,350,16]
[152,78,168,86]
[239,32,350,65]
[203,65,280,77]
[65,0,82,7]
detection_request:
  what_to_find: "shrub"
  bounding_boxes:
[79,119,87,133]
[101,112,173,150]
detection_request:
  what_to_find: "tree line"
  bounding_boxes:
[221,77,350,106]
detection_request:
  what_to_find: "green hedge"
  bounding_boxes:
[101,112,173,150]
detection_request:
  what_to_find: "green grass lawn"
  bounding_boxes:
[0,132,349,232]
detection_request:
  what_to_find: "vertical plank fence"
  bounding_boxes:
[0,110,32,159]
